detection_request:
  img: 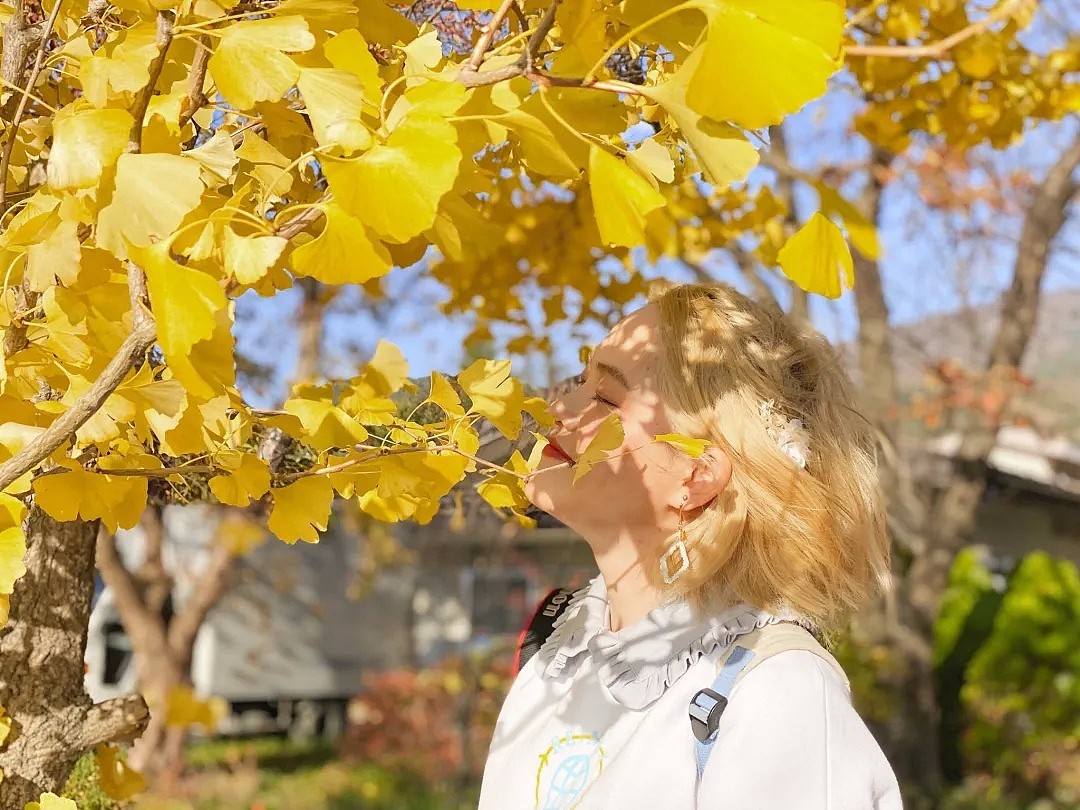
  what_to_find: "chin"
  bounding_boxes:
[524,477,560,519]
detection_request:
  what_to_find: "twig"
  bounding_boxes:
[0,0,61,209]
[465,0,517,72]
[128,10,175,152]
[272,193,330,239]
[846,0,1024,58]
[177,33,210,130]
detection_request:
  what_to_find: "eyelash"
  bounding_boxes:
[576,373,615,408]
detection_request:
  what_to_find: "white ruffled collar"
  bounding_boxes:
[536,576,806,710]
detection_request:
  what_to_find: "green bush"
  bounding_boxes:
[937,550,1080,806]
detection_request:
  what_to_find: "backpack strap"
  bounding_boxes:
[514,587,575,675]
[689,622,849,778]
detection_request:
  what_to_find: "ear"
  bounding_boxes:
[680,447,732,512]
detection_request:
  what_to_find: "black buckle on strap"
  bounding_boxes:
[688,687,728,743]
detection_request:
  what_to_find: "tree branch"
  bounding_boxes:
[845,0,1024,59]
[0,0,62,210]
[166,538,234,664]
[128,10,175,152]
[79,694,151,749]
[465,0,517,72]
[986,136,1080,373]
[96,527,162,637]
[0,266,156,492]
[0,0,45,123]
[177,33,210,130]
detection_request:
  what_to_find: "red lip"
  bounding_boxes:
[543,435,574,464]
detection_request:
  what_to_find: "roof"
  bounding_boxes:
[925,426,1080,500]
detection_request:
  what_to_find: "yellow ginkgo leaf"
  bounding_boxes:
[223,229,287,285]
[78,21,160,106]
[638,47,760,187]
[284,395,369,451]
[322,114,460,243]
[1,593,10,626]
[164,685,226,730]
[655,433,710,457]
[427,371,464,417]
[25,793,77,810]
[297,68,373,154]
[477,450,530,509]
[129,241,226,357]
[290,203,391,283]
[95,744,147,802]
[236,133,294,198]
[47,106,133,190]
[0,704,11,746]
[268,476,334,543]
[574,413,625,483]
[209,453,271,506]
[777,212,854,299]
[208,16,316,109]
[687,0,842,130]
[627,138,676,185]
[814,181,880,260]
[360,340,410,397]
[323,30,382,105]
[97,153,204,256]
[0,493,27,595]
[185,130,239,183]
[33,460,144,532]
[589,145,666,248]
[355,0,418,44]
[219,514,267,556]
[458,358,526,439]
[496,108,580,180]
[26,217,81,291]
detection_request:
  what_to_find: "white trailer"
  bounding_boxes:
[85,505,413,737]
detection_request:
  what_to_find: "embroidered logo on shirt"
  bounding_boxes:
[534,732,604,810]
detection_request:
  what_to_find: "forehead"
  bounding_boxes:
[593,303,662,387]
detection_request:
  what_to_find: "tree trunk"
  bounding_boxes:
[852,137,1080,796]
[98,515,237,780]
[0,507,149,807]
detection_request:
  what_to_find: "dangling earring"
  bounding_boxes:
[660,498,690,585]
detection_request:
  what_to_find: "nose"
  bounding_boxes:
[550,386,584,430]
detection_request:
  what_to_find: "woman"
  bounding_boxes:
[479,283,903,809]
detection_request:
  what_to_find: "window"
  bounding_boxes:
[469,569,532,637]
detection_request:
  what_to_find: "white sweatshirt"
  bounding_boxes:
[479,577,903,810]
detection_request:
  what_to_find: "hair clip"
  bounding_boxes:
[759,400,810,469]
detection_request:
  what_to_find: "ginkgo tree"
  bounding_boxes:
[7,0,1068,802]
[0,0,865,802]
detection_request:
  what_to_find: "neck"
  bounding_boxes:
[591,542,664,632]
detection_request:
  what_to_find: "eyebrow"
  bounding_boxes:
[595,361,629,389]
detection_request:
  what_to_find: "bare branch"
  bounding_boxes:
[0,0,45,123]
[96,527,162,636]
[79,694,151,749]
[465,0,517,72]
[177,33,210,130]
[0,0,62,210]
[986,136,1080,373]
[167,539,235,663]
[128,10,175,152]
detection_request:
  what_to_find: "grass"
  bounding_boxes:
[65,736,480,810]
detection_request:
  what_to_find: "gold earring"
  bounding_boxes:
[660,500,690,585]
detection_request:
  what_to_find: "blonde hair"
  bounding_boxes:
[650,283,889,627]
